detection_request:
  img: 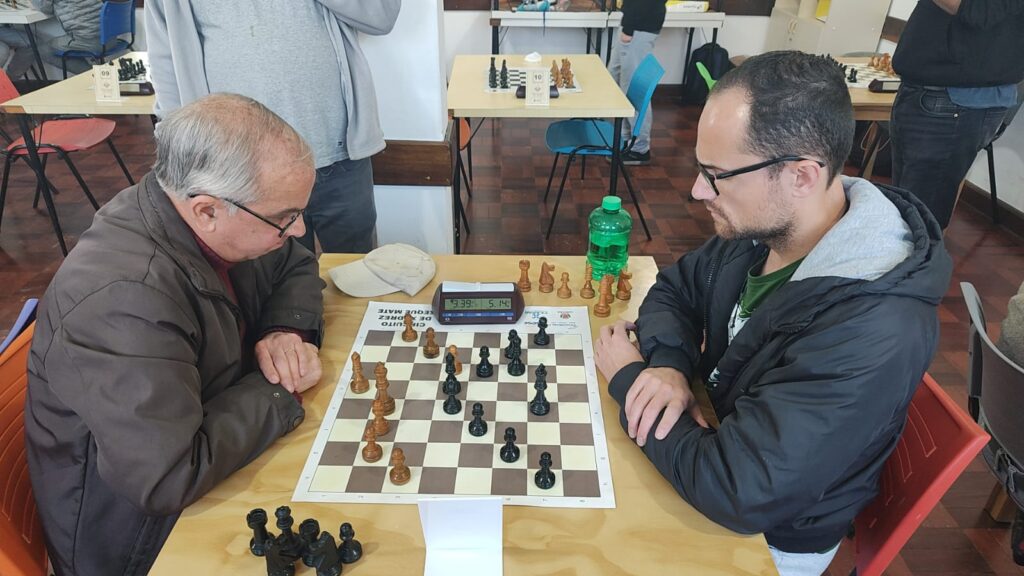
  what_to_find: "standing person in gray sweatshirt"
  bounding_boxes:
[145,0,401,254]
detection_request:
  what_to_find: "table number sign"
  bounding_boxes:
[525,68,550,107]
[93,65,120,103]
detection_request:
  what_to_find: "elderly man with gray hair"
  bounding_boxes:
[24,93,325,576]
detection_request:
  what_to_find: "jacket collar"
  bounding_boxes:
[137,172,234,298]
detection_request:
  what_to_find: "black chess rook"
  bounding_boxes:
[298,519,320,568]
[247,508,273,557]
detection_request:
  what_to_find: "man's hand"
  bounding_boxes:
[625,366,709,447]
[255,332,322,394]
[620,32,633,44]
[595,320,643,382]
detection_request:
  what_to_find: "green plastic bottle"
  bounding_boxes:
[587,196,632,280]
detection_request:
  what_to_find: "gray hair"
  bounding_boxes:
[153,93,312,208]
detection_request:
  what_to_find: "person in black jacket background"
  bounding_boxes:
[890,0,1024,230]
[608,0,665,165]
[594,52,952,576]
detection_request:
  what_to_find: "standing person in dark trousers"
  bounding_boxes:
[608,0,665,165]
[890,0,1024,230]
[146,0,401,254]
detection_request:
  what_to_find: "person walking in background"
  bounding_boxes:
[608,0,665,165]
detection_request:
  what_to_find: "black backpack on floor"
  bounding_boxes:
[681,42,734,105]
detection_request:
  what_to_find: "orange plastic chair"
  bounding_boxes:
[852,374,989,576]
[0,322,48,576]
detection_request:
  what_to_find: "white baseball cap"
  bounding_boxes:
[329,243,436,298]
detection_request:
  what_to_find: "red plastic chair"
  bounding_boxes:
[0,322,48,576]
[852,374,990,576]
[0,68,134,255]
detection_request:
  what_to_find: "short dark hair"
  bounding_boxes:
[710,51,854,183]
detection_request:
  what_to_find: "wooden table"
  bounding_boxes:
[150,254,776,576]
[0,3,53,80]
[447,54,634,254]
[842,57,897,179]
[0,51,153,255]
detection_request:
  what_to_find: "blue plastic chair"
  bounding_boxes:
[542,53,664,239]
[0,299,37,356]
[57,0,136,79]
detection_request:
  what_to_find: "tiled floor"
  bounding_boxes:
[1,96,1022,575]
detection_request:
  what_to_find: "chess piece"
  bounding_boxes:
[443,378,462,414]
[362,422,382,463]
[517,259,532,292]
[550,60,561,87]
[616,268,632,301]
[489,56,498,89]
[557,272,572,299]
[850,68,858,83]
[581,263,596,299]
[444,371,462,396]
[534,316,550,346]
[402,312,417,342]
[539,262,555,293]
[500,426,520,463]
[500,59,509,89]
[560,58,570,87]
[476,345,494,378]
[468,402,488,437]
[275,506,303,560]
[263,536,296,576]
[298,519,321,568]
[505,329,520,359]
[530,369,550,416]
[247,508,273,557]
[563,68,575,89]
[372,398,389,437]
[423,327,440,358]
[447,344,462,375]
[535,451,556,490]
[307,532,343,576]
[507,347,525,377]
[593,274,613,318]
[389,447,411,485]
[349,352,369,394]
[339,522,363,564]
[374,362,394,415]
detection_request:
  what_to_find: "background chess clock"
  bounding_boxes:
[432,281,525,325]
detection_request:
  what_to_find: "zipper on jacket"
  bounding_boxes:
[703,248,723,342]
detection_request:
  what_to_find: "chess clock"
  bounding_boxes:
[432,281,525,325]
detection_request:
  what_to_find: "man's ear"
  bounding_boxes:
[790,160,827,199]
[188,195,220,233]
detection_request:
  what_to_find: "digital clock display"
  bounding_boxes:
[444,297,512,311]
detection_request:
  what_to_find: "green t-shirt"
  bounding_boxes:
[728,256,805,343]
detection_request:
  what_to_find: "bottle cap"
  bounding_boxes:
[601,196,622,212]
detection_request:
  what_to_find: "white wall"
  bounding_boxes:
[877,0,1024,214]
[443,12,770,85]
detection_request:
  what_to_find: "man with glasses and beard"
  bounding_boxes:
[25,93,325,576]
[594,51,952,576]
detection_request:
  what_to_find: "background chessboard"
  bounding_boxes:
[484,66,583,94]
[843,62,899,89]
[294,303,614,508]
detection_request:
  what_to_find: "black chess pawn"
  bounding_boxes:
[443,379,462,414]
[507,347,525,377]
[488,56,498,89]
[444,371,461,395]
[339,522,363,564]
[505,329,519,359]
[535,451,556,490]
[263,536,296,576]
[247,508,274,557]
[500,426,520,463]
[307,531,343,576]
[534,316,550,346]
[274,506,303,560]
[476,345,494,378]
[299,519,321,568]
[530,372,550,416]
[500,59,509,89]
[468,402,488,437]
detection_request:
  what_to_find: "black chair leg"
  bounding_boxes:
[616,157,652,240]
[466,135,473,182]
[0,154,13,233]
[459,155,472,198]
[61,55,68,80]
[546,154,576,238]
[58,152,100,210]
[543,153,560,202]
[107,139,135,185]
[458,192,471,235]
[986,143,998,225]
[32,154,48,209]
[581,156,587,180]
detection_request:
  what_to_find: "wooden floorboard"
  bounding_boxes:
[2,98,1022,575]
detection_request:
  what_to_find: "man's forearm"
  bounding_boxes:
[932,0,961,15]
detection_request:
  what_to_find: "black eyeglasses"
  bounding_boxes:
[696,155,826,196]
[187,193,304,238]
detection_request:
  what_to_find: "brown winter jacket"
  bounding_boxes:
[25,172,325,576]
